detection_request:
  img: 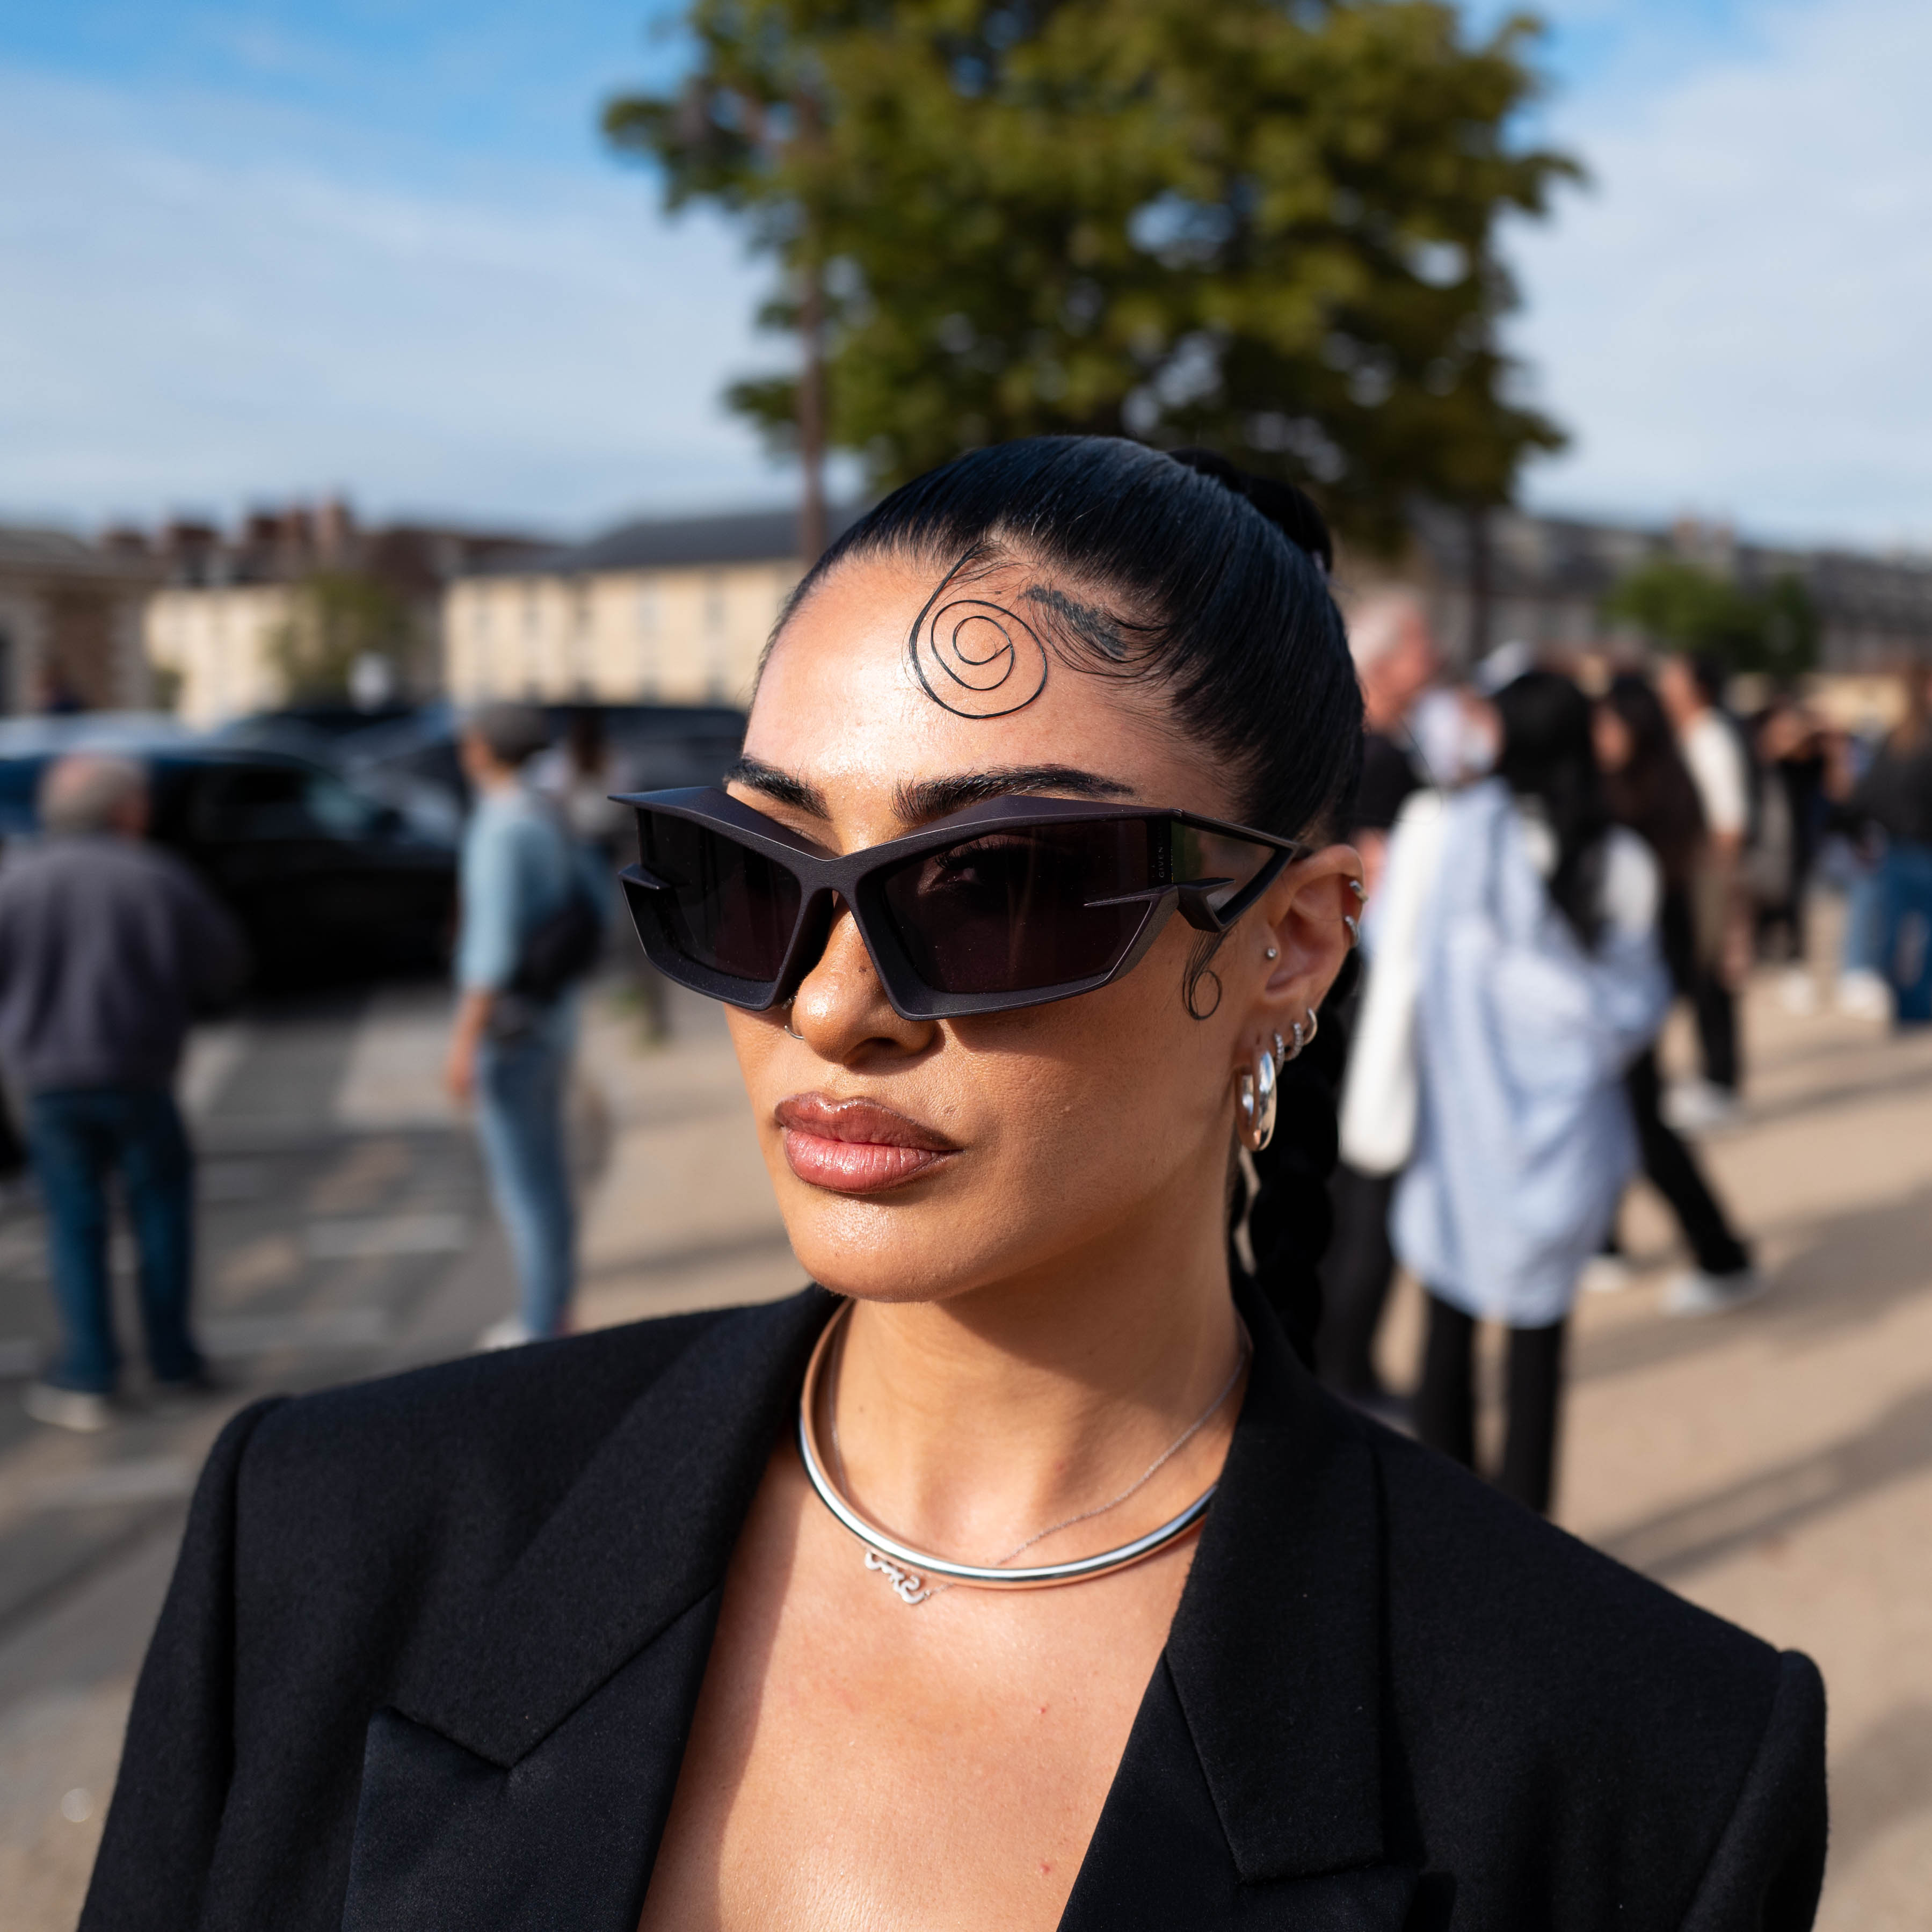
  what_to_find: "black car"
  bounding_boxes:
[0,729,456,987]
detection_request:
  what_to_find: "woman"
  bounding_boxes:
[1595,673,1762,1316]
[85,442,1824,1931]
[1390,673,1671,1513]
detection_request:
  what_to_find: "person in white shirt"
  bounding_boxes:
[1658,655,1748,1126]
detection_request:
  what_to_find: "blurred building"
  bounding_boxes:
[144,503,548,725]
[0,525,161,713]
[445,507,859,707]
[1340,506,1932,672]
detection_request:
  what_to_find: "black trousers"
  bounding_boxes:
[1413,1293,1566,1515]
[1662,889,1739,1094]
[1624,1047,1750,1276]
[1317,1163,1399,1397]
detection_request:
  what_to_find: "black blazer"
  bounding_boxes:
[83,1285,1826,1931]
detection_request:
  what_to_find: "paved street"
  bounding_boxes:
[4,940,1932,1924]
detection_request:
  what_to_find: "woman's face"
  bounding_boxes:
[726,547,1358,1308]
[1593,703,1635,775]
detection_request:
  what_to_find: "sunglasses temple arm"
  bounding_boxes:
[619,861,674,892]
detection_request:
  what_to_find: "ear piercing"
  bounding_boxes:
[1342,913,1361,948]
[1264,946,1279,961]
[1347,878,1367,902]
[1272,1007,1320,1066]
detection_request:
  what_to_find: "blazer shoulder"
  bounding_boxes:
[236,1299,776,1559]
[1366,1417,1791,1778]
[1359,1420,1827,1922]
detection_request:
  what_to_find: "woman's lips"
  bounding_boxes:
[774,1093,958,1194]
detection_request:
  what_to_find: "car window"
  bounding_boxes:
[187,765,375,842]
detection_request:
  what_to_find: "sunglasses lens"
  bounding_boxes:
[1168,823,1280,917]
[877,820,1155,995]
[637,811,801,983]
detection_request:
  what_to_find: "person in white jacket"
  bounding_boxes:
[1367,672,1669,1512]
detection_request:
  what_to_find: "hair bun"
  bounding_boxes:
[1167,446,1333,578]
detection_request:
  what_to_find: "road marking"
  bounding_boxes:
[304,1212,470,1259]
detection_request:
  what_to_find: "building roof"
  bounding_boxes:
[0,525,157,583]
[465,504,864,579]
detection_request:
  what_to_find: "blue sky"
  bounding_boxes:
[3,1,1927,546]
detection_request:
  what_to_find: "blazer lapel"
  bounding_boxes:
[1063,1287,1433,1929]
[342,1287,834,1932]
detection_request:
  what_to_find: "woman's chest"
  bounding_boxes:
[636,1470,1192,1932]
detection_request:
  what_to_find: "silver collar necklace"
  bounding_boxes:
[796,1300,1250,1608]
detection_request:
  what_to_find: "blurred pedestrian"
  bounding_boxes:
[1747,694,1831,1009]
[533,707,631,865]
[1843,666,1932,1023]
[0,753,247,1431]
[446,704,606,1348]
[1595,674,1763,1316]
[1375,673,1669,1511]
[1658,653,1751,1128]
[1314,591,1436,1407]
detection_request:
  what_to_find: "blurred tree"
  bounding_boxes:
[1603,559,1819,681]
[603,0,1577,552]
[266,572,413,702]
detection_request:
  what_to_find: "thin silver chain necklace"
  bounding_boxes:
[797,1301,1251,1607]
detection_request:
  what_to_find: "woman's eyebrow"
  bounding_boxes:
[724,756,830,817]
[894,766,1134,824]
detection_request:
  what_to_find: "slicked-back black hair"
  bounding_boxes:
[795,436,1361,847]
[781,434,1364,1366]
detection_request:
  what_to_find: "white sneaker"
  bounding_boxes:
[1663,1266,1767,1318]
[1836,970,1891,1022]
[476,1317,533,1352]
[24,1382,119,1432]
[1580,1254,1636,1296]
[1779,968,1819,1015]
[1662,1080,1742,1135]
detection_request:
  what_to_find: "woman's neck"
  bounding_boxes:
[824,1193,1246,1564]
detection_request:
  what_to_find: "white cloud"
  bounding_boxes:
[0,63,790,534]
[1508,0,1932,547]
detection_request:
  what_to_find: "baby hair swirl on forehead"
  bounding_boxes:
[905,551,1151,720]
[906,551,1051,719]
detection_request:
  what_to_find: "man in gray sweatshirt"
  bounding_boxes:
[0,753,248,1430]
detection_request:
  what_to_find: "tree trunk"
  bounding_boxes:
[795,90,829,568]
[797,252,828,566]
[1464,505,1492,669]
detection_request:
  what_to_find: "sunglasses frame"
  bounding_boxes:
[614,786,1302,1021]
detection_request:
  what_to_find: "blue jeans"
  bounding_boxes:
[475,1021,576,1337]
[29,1087,200,1394]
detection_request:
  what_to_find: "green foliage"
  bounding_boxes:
[604,0,1578,548]
[266,572,412,701]
[1602,560,1819,680]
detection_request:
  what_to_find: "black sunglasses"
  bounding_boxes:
[614,787,1299,1020]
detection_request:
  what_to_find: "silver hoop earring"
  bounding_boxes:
[1347,877,1367,902]
[1300,1005,1320,1049]
[782,1003,805,1041]
[1342,913,1361,948]
[1236,1046,1278,1152]
[1272,1030,1288,1066]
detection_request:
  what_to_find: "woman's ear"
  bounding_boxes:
[1245,845,1363,1047]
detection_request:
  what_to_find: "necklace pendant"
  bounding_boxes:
[863,1547,933,1606]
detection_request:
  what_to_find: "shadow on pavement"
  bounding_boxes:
[1596,1380,1932,1580]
